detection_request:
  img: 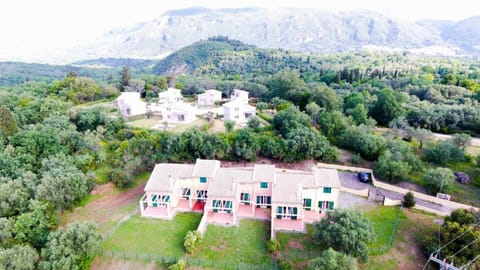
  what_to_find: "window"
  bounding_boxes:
[234,115,239,119]
[196,190,208,201]
[260,182,268,189]
[303,198,312,210]
[323,187,332,194]
[240,193,250,205]
[199,177,207,183]
[234,107,239,111]
[318,201,334,213]
[256,196,271,208]
[181,188,191,199]
[151,194,158,207]
[276,206,298,220]
[212,200,233,213]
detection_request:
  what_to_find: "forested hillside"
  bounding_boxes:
[155,37,480,136]
[1,38,480,268]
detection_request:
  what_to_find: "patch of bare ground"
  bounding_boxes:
[221,157,317,171]
[60,182,144,231]
[336,148,373,168]
[398,181,427,193]
[91,256,164,270]
[286,239,304,250]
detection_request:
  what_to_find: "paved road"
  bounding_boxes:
[338,171,455,215]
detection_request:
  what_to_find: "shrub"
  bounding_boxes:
[422,167,455,194]
[308,248,357,270]
[267,239,281,253]
[403,192,416,208]
[184,230,202,254]
[110,168,129,188]
[278,259,293,270]
[168,259,186,270]
[351,153,361,165]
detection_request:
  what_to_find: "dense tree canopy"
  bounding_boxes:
[313,209,375,262]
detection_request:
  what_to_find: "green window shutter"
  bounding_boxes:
[292,207,298,220]
[245,193,249,201]
[329,201,334,210]
[323,187,332,193]
[277,206,282,219]
[165,195,170,202]
[318,201,322,208]
[186,189,190,196]
[305,199,312,210]
[260,182,268,188]
[266,196,271,205]
[256,196,260,204]
[200,177,207,183]
[213,200,218,212]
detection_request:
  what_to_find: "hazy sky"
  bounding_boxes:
[1,0,478,62]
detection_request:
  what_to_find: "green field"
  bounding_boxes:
[195,219,273,266]
[102,213,202,257]
[364,206,404,255]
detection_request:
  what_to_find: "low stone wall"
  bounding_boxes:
[196,213,209,236]
[340,187,369,198]
[383,197,402,206]
[316,162,479,214]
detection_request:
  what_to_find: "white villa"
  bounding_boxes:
[139,159,341,238]
[231,89,249,103]
[158,88,183,104]
[223,100,256,123]
[161,102,197,123]
[116,92,147,118]
[197,89,222,107]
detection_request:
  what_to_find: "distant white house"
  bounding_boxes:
[162,102,197,123]
[231,89,249,103]
[223,100,256,123]
[197,89,222,107]
[158,88,183,104]
[116,92,147,118]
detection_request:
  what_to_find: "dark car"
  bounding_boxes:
[358,172,369,183]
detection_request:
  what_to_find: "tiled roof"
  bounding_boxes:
[253,164,276,183]
[192,159,220,178]
[272,170,315,204]
[315,168,341,188]
[208,168,252,197]
[144,163,194,192]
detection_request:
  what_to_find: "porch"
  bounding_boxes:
[272,218,304,232]
[304,210,326,223]
[207,211,235,226]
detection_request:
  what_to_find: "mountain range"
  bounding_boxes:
[70,7,480,61]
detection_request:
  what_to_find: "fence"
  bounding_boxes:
[369,206,404,255]
[98,249,277,270]
[316,162,480,214]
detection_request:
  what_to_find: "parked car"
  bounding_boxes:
[358,172,369,183]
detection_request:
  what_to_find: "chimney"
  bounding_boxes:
[169,174,173,188]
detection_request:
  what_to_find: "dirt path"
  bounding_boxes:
[375,127,480,147]
[221,157,317,171]
[61,182,145,230]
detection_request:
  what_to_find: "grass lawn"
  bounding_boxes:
[102,213,202,257]
[127,116,163,129]
[362,208,437,270]
[275,206,409,268]
[276,224,323,263]
[193,219,273,267]
[363,206,404,255]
